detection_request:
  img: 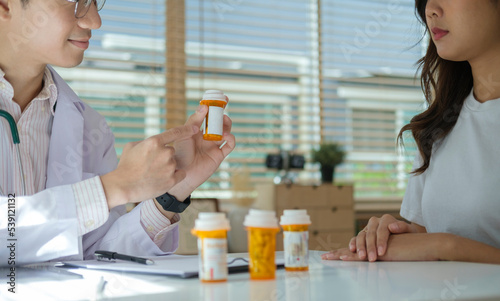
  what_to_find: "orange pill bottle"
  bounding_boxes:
[200,90,228,141]
[243,209,280,280]
[280,209,311,272]
[191,212,231,282]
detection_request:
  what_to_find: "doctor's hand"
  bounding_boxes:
[100,124,198,209]
[167,104,236,200]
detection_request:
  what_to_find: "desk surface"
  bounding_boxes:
[4,251,500,301]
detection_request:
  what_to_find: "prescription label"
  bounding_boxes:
[283,231,309,268]
[204,106,224,136]
[198,238,228,281]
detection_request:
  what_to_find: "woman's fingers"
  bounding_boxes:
[377,216,412,256]
[321,248,364,261]
[376,221,392,257]
[365,225,378,262]
[349,236,357,252]
[359,216,380,261]
[356,229,368,260]
[324,215,414,262]
[389,220,413,233]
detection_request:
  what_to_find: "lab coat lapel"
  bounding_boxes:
[46,66,85,188]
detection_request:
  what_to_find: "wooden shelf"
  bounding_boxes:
[255,184,355,251]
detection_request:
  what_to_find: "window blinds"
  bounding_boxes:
[57,0,427,210]
[54,0,167,156]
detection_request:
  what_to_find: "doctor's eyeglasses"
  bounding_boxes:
[66,0,106,19]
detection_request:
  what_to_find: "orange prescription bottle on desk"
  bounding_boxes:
[191,212,231,282]
[200,90,228,141]
[243,209,280,280]
[279,209,311,271]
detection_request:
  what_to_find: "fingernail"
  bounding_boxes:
[358,250,366,259]
[378,246,384,256]
[340,255,348,261]
[369,252,376,262]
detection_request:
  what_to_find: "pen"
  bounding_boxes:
[95,250,155,265]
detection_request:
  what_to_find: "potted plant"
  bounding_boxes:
[311,143,345,183]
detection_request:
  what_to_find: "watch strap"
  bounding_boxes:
[155,192,191,213]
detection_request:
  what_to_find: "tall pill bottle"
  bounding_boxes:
[191,212,231,282]
[243,209,280,280]
[200,90,228,141]
[279,209,311,271]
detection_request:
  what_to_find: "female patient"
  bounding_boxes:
[323,0,500,264]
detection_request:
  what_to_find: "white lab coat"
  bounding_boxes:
[0,66,178,266]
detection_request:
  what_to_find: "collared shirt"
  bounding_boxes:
[0,67,57,196]
[0,67,176,246]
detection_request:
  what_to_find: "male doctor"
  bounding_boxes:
[0,0,235,265]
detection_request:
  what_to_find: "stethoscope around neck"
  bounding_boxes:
[0,109,26,196]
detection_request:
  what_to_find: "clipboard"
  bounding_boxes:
[62,254,284,278]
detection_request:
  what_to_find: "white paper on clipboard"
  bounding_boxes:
[62,254,284,278]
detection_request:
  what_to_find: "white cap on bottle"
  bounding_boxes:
[193,212,231,231]
[202,90,228,103]
[279,209,311,226]
[243,209,279,228]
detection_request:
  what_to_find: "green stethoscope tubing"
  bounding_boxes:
[0,109,26,196]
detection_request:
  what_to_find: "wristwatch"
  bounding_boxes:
[155,192,191,213]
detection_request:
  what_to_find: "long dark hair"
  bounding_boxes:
[397,0,473,174]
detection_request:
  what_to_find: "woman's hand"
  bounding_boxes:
[323,214,425,262]
[322,233,445,262]
[323,232,500,264]
[167,104,236,200]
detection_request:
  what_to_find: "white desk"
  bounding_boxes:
[3,251,500,301]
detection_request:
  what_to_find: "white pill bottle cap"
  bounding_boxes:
[193,212,231,231]
[279,209,311,225]
[202,90,228,103]
[243,209,279,228]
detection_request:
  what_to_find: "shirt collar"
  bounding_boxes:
[0,69,15,108]
[0,66,58,116]
[35,67,58,116]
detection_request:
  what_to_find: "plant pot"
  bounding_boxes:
[320,165,335,184]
